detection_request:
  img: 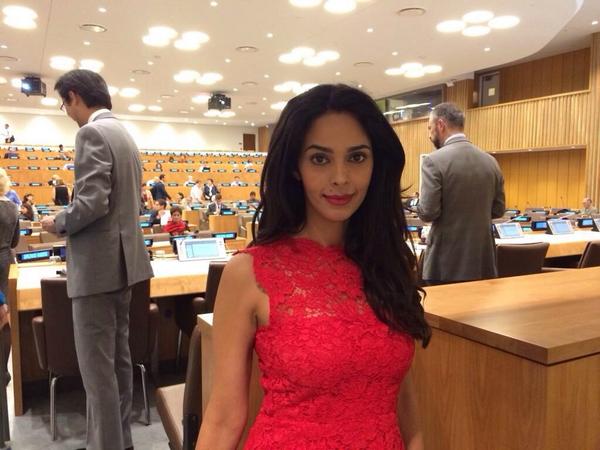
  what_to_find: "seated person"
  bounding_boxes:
[208,193,226,215]
[53,178,70,206]
[149,199,170,225]
[231,176,242,186]
[19,202,34,221]
[163,206,188,235]
[203,178,219,201]
[246,191,259,208]
[176,192,191,210]
[580,197,598,216]
[23,193,38,220]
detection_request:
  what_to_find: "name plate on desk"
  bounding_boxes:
[48,166,59,170]
[169,168,179,172]
[185,169,194,172]
[29,182,42,186]
[28,166,40,170]
[167,182,179,186]
[217,169,226,173]
[7,165,18,170]
[27,156,38,160]
[232,169,241,173]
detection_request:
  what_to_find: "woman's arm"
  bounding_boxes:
[397,370,425,450]
[196,253,263,450]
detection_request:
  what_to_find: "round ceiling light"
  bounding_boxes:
[119,87,141,98]
[128,104,146,113]
[436,20,465,33]
[462,10,494,24]
[290,0,322,7]
[488,15,520,29]
[324,0,356,14]
[462,25,491,37]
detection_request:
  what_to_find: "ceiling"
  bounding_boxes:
[0,0,598,127]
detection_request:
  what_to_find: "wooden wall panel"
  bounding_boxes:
[479,48,591,103]
[445,79,474,111]
[494,149,586,211]
[392,118,430,193]
[257,126,272,152]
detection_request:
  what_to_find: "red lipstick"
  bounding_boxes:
[323,194,353,206]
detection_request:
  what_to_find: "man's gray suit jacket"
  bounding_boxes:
[55,111,154,298]
[417,137,505,282]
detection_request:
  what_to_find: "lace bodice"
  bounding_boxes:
[240,237,415,449]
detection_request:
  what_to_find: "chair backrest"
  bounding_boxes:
[578,241,600,268]
[128,279,152,364]
[204,261,227,311]
[496,242,550,277]
[182,325,202,450]
[39,278,80,376]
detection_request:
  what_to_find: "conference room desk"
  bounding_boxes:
[198,268,600,450]
[415,268,600,450]
[496,230,600,258]
[8,257,227,416]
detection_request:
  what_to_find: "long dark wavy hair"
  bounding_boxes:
[252,84,431,347]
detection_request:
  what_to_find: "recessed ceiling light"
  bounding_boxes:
[10,78,21,88]
[271,101,287,110]
[79,58,104,72]
[262,97,267,101]
[292,46,316,58]
[423,64,442,74]
[0,45,6,49]
[174,69,200,83]
[266,32,274,38]
[462,25,491,37]
[220,111,235,118]
[392,51,398,56]
[41,97,59,106]
[245,120,249,124]
[83,41,91,46]
[192,94,211,104]
[2,5,38,29]
[156,99,162,103]
[6,97,16,102]
[0,77,6,84]
[235,46,259,53]
[128,104,146,112]
[324,0,356,14]
[264,74,270,78]
[335,71,341,76]
[143,26,177,47]
[79,23,107,33]
[367,27,373,33]
[50,56,76,71]
[225,58,231,63]
[358,84,363,88]
[160,94,173,99]
[488,15,520,29]
[436,20,465,33]
[238,105,242,109]
[242,81,258,87]
[197,72,223,85]
[290,0,322,7]
[462,10,494,24]
[148,105,163,112]
[129,78,135,82]
[147,61,154,66]
[396,7,426,17]
[210,1,218,6]
[592,20,598,26]
[233,87,239,92]
[205,109,220,117]
[119,87,140,98]
[174,31,210,51]
[108,86,119,96]
[3,66,9,70]
[189,106,195,110]
[279,53,303,64]
[132,69,151,75]
[484,47,491,52]
[261,112,266,115]
[7,92,13,96]
[98,7,107,13]
[173,89,179,93]
[251,122,255,126]
[179,110,189,114]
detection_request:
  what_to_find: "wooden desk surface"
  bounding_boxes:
[496,230,600,257]
[15,257,229,311]
[423,267,600,365]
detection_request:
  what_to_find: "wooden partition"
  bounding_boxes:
[494,149,586,211]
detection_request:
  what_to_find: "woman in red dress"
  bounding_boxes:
[163,206,187,235]
[198,84,430,450]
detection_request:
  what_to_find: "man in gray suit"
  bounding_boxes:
[417,103,505,284]
[41,69,154,450]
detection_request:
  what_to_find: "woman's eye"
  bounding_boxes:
[310,154,328,165]
[349,153,367,163]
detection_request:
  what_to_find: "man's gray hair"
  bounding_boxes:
[431,102,465,129]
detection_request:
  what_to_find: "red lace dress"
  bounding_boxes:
[239,237,415,449]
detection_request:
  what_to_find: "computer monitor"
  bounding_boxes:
[220,209,235,216]
[143,238,154,247]
[531,220,548,231]
[176,238,227,262]
[140,221,152,228]
[170,235,194,254]
[546,219,574,235]
[593,218,600,232]
[52,245,67,261]
[211,231,237,240]
[16,249,52,263]
[19,229,32,236]
[495,222,524,239]
[576,218,594,228]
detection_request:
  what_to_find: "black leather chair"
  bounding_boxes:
[496,242,550,277]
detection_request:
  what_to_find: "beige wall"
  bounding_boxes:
[0,110,257,151]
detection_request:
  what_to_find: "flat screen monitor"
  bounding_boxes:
[547,219,574,235]
[19,229,32,236]
[531,220,548,231]
[577,218,594,228]
[144,238,154,247]
[511,215,531,223]
[220,209,234,216]
[140,221,152,228]
[176,238,227,262]
[406,225,422,233]
[593,218,600,232]
[495,222,524,239]
[237,204,249,210]
[16,249,52,263]
[211,232,237,240]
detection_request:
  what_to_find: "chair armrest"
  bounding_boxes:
[31,316,48,371]
[192,296,211,315]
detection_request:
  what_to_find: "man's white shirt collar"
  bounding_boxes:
[88,108,111,124]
